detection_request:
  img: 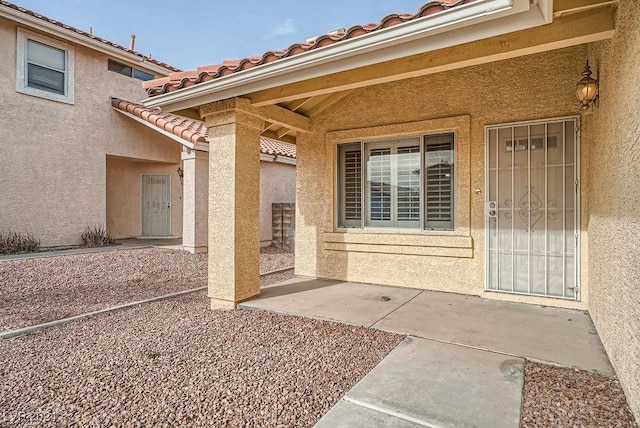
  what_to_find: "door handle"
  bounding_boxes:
[485,201,497,217]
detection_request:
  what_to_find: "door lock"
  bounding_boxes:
[485,201,497,218]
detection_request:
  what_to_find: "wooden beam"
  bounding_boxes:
[554,0,614,13]
[174,108,202,120]
[297,93,333,111]
[554,0,616,16]
[263,122,277,132]
[285,97,313,112]
[247,7,615,106]
[276,128,291,138]
[261,130,296,145]
[305,90,353,117]
[264,104,310,133]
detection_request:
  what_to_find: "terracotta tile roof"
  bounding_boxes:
[259,137,297,159]
[143,0,472,97]
[0,1,180,72]
[111,98,296,159]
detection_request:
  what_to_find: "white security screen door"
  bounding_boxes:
[485,117,579,300]
[141,174,171,236]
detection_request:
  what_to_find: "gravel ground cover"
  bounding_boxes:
[0,247,294,331]
[0,292,403,427]
[260,269,295,287]
[260,246,295,273]
[522,361,637,427]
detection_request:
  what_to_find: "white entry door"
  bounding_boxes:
[485,117,580,300]
[141,173,171,236]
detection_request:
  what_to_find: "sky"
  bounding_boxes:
[14,0,426,71]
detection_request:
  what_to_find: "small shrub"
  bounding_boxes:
[79,225,119,248]
[0,230,41,255]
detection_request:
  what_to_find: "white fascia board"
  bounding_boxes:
[275,156,297,166]
[260,153,297,165]
[0,6,174,76]
[142,0,552,111]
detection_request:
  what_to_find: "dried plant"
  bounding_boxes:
[0,230,41,255]
[79,225,119,248]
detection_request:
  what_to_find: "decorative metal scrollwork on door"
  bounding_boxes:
[146,198,167,214]
[503,187,558,232]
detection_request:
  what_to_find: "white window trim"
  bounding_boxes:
[329,115,471,237]
[16,28,75,104]
[337,133,456,231]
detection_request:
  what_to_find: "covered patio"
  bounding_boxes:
[138,0,639,420]
[242,279,613,426]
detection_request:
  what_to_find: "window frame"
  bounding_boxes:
[336,132,456,232]
[108,59,155,81]
[16,28,75,104]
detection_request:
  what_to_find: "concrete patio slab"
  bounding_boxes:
[240,278,421,327]
[372,290,613,376]
[316,337,524,428]
[314,399,423,428]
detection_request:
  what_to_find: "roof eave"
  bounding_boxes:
[0,4,176,76]
[142,0,552,112]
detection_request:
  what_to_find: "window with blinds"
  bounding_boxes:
[424,134,455,230]
[337,133,455,230]
[17,29,74,104]
[368,147,392,222]
[397,145,421,222]
[27,39,66,95]
[338,144,362,227]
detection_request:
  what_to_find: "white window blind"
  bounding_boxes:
[337,133,455,231]
[368,147,392,222]
[338,144,362,227]
[397,145,421,221]
[26,39,66,95]
[424,134,455,230]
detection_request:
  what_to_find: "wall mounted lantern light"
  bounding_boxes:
[177,166,184,185]
[576,60,599,110]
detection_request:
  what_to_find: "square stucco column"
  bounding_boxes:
[200,98,265,309]
[181,149,208,254]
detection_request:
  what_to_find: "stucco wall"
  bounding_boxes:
[0,18,181,246]
[106,156,182,239]
[259,161,296,245]
[585,2,640,419]
[296,45,591,310]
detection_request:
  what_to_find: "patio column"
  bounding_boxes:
[181,149,208,254]
[200,98,264,309]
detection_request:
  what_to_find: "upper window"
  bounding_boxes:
[108,59,155,81]
[338,133,455,231]
[16,29,74,104]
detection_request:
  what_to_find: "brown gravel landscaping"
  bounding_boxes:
[2,246,637,427]
[522,361,637,427]
[0,291,403,427]
[0,246,294,331]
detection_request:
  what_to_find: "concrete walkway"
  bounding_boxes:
[0,238,182,261]
[240,278,613,427]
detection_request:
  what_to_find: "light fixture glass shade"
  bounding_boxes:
[576,60,598,110]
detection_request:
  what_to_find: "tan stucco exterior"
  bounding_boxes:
[260,160,296,246]
[0,16,297,249]
[0,17,182,246]
[296,45,591,310]
[584,1,640,419]
[203,99,264,308]
[106,156,182,239]
[182,150,209,253]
